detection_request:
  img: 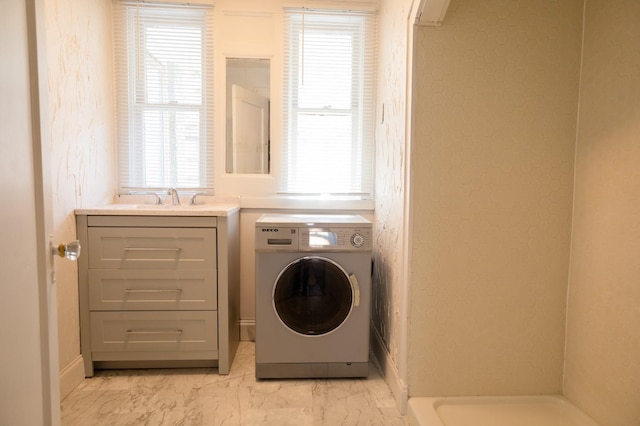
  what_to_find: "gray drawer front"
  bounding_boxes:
[89,270,217,311]
[90,311,217,353]
[88,227,216,269]
[87,215,217,228]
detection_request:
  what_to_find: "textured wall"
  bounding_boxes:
[564,1,640,425]
[372,0,414,383]
[409,0,582,396]
[45,0,116,374]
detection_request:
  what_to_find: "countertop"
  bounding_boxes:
[75,200,240,217]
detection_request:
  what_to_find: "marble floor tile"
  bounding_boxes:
[61,342,407,425]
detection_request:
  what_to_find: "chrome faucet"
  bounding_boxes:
[167,188,181,206]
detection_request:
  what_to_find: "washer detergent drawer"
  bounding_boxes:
[88,227,217,270]
[90,311,218,356]
[89,269,217,311]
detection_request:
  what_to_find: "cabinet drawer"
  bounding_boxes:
[89,270,217,311]
[88,227,216,269]
[90,311,217,353]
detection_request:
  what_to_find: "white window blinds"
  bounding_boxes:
[282,8,377,198]
[113,1,214,193]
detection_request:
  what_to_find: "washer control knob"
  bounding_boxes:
[350,233,365,248]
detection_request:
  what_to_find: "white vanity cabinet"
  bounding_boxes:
[75,212,240,377]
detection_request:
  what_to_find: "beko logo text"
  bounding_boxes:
[261,228,279,232]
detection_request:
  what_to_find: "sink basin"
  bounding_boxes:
[135,204,213,210]
[135,204,177,209]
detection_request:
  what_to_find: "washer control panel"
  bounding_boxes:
[300,227,372,251]
[256,226,372,252]
[255,214,373,252]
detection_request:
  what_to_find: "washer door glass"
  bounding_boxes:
[273,256,353,336]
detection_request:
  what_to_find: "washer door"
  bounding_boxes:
[273,256,353,336]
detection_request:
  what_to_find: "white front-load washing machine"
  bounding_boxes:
[255,214,372,379]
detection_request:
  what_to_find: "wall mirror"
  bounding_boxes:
[226,58,270,174]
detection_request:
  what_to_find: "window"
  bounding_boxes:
[113,1,214,193]
[282,8,376,198]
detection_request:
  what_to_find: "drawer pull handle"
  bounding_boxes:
[124,289,183,294]
[123,248,182,252]
[125,329,183,335]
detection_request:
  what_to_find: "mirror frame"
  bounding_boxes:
[225,57,271,175]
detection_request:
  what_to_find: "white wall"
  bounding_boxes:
[409,0,583,396]
[564,1,640,425]
[44,0,116,398]
[371,0,416,410]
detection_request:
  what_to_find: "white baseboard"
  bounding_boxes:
[371,326,408,415]
[59,355,85,400]
[240,319,255,341]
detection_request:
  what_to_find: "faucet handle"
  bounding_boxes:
[129,191,162,205]
[190,192,207,205]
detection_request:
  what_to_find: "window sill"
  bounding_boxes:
[238,195,374,211]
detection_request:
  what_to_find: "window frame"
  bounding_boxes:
[113,1,215,194]
[281,8,377,199]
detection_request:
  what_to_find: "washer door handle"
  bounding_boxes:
[349,274,360,307]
